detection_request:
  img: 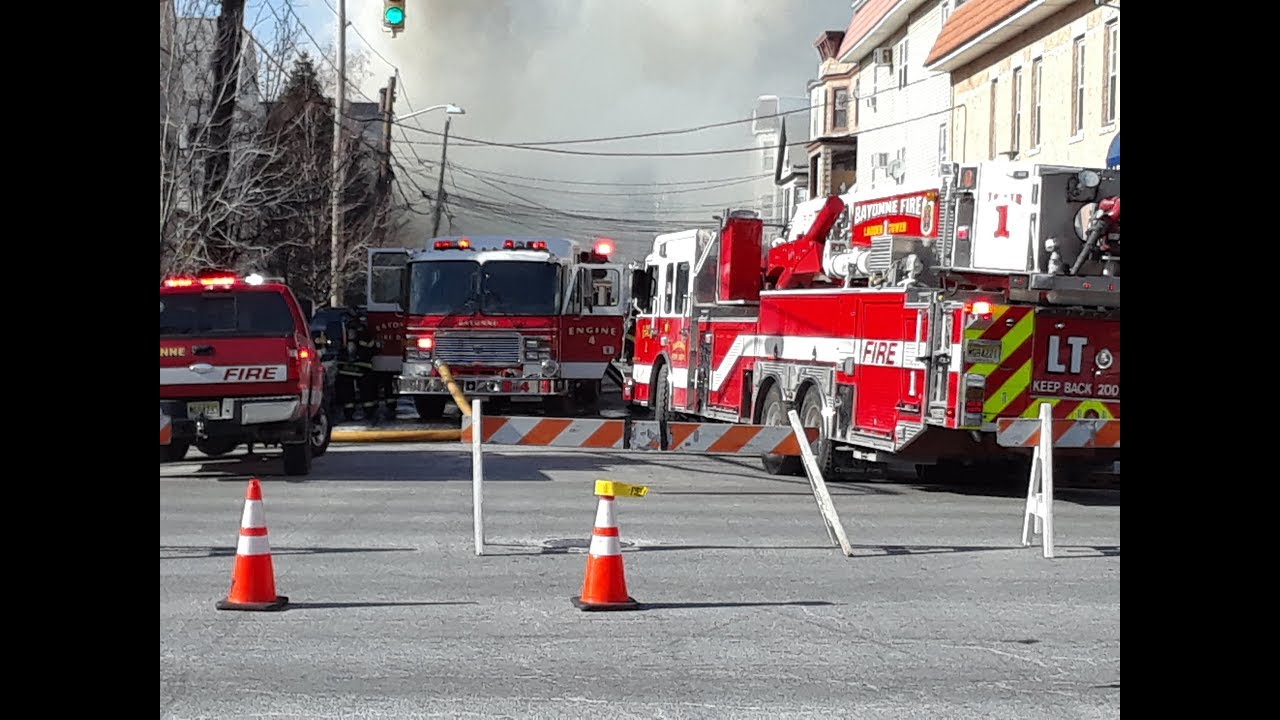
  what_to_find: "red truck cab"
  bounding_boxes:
[159,270,331,476]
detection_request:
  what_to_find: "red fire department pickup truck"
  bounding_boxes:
[159,270,331,476]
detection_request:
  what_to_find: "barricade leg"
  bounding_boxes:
[1020,403,1055,559]
[787,410,853,557]
[472,399,485,556]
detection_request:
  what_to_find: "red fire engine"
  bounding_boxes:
[366,236,631,419]
[623,161,1120,482]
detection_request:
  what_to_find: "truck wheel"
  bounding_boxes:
[542,395,572,416]
[195,438,239,458]
[759,383,802,476]
[414,396,445,421]
[652,364,671,426]
[575,379,601,408]
[160,440,190,464]
[799,391,836,478]
[282,418,313,477]
[310,406,333,457]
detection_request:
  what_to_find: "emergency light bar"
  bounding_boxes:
[593,238,615,256]
[435,238,552,251]
[161,271,242,289]
[503,240,548,250]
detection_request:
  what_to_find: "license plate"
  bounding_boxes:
[187,400,222,418]
[964,340,1002,364]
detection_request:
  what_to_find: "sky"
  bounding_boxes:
[224,0,855,260]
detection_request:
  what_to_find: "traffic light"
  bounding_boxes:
[383,1,405,33]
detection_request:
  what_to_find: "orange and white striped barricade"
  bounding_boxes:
[160,407,172,446]
[462,401,820,555]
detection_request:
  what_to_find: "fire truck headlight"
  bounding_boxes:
[541,359,559,376]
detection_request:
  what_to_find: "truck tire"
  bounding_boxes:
[196,437,239,458]
[282,418,313,477]
[160,440,190,464]
[542,395,572,416]
[799,390,836,478]
[759,383,802,476]
[414,396,445,421]
[311,406,332,457]
[653,364,671,426]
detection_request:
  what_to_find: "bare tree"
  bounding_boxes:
[160,0,404,307]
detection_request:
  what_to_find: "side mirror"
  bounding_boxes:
[575,268,592,313]
[629,268,651,310]
[398,266,411,313]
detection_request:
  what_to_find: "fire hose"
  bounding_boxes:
[433,359,473,417]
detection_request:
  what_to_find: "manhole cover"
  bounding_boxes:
[540,537,635,554]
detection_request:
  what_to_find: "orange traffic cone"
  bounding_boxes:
[571,493,640,611]
[216,478,288,611]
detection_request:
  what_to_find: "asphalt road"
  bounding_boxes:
[160,441,1120,719]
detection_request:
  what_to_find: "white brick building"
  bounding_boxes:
[837,0,954,193]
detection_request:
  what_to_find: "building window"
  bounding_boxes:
[988,78,998,160]
[897,38,909,89]
[833,87,848,132]
[852,81,861,128]
[1011,67,1022,155]
[938,122,948,167]
[1103,20,1119,125]
[762,149,775,173]
[941,1,951,25]
[1071,35,1085,136]
[1030,57,1043,149]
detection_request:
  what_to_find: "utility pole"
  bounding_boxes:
[379,75,396,183]
[203,0,246,266]
[329,0,347,308]
[431,116,452,238]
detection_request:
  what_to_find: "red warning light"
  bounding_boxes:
[593,238,615,256]
[458,238,472,249]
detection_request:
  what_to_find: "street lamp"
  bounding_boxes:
[396,104,466,123]
[398,104,467,238]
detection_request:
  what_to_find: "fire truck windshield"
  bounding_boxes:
[408,260,560,317]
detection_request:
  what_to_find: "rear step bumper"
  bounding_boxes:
[161,396,306,444]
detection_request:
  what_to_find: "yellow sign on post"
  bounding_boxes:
[595,480,649,498]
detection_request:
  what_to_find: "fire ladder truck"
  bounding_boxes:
[623,161,1120,482]
[366,236,631,420]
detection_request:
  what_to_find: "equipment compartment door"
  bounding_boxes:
[563,264,629,378]
[366,247,410,372]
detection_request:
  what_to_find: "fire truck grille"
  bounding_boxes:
[435,333,522,366]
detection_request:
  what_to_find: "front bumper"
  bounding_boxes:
[396,374,569,397]
[160,395,306,444]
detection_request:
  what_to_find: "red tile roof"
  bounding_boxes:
[926,0,1034,66]
[836,0,900,61]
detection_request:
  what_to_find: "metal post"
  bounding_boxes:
[431,116,451,237]
[329,0,347,307]
[472,399,484,555]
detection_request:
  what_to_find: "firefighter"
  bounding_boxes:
[349,313,384,423]
[335,315,373,422]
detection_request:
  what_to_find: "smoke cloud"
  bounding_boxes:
[347,0,851,258]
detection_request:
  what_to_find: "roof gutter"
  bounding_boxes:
[924,0,1075,73]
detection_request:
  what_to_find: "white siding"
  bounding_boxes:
[852,1,952,192]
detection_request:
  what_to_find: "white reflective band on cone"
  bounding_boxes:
[236,534,272,556]
[240,499,265,529]
[594,497,616,528]
[589,534,621,557]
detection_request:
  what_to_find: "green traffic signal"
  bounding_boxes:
[385,7,404,25]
